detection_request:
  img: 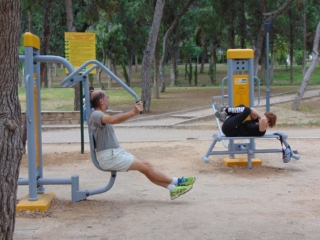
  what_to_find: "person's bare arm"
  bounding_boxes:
[250,108,262,120]
[258,116,268,132]
[101,102,143,124]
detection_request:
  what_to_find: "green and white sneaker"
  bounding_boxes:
[170,185,193,200]
[177,177,196,186]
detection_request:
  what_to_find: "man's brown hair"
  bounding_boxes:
[265,112,277,128]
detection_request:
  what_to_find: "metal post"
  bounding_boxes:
[263,14,273,112]
[80,80,84,154]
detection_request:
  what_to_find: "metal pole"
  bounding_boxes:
[264,15,272,112]
[266,30,270,112]
[80,80,84,154]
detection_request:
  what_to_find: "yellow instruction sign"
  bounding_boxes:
[232,75,250,107]
[64,32,96,74]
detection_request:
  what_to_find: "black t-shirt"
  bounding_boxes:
[239,119,266,136]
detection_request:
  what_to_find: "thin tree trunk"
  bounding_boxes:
[107,59,112,88]
[153,39,160,99]
[54,63,57,76]
[0,1,23,239]
[141,0,165,113]
[289,24,294,85]
[200,42,207,73]
[159,0,196,93]
[170,55,176,87]
[48,62,53,88]
[127,53,132,86]
[65,0,80,110]
[27,11,33,32]
[292,22,320,110]
[302,6,307,76]
[97,48,106,89]
[40,0,53,88]
[135,54,139,72]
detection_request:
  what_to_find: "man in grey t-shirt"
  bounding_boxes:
[89,90,195,200]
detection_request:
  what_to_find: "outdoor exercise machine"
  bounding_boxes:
[17,32,139,211]
[201,49,300,169]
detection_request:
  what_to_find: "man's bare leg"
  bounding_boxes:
[128,158,173,188]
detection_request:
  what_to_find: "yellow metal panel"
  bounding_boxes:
[16,192,55,212]
[223,158,262,167]
[233,75,250,107]
[24,32,40,50]
[227,49,254,59]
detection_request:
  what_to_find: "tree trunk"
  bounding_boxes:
[48,62,53,88]
[0,1,23,239]
[135,54,139,72]
[65,0,80,110]
[112,60,118,77]
[200,42,207,73]
[40,0,53,88]
[170,55,176,87]
[153,39,160,99]
[289,17,294,86]
[97,48,106,89]
[253,0,295,76]
[292,22,320,110]
[141,0,165,113]
[302,7,307,76]
[127,53,132,86]
[107,60,112,88]
[27,11,33,32]
[159,0,196,93]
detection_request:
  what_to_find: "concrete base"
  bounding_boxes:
[16,192,55,212]
[223,157,262,167]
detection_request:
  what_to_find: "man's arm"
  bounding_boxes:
[101,101,143,124]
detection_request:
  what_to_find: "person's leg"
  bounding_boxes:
[222,107,251,136]
[128,158,173,187]
[128,157,194,200]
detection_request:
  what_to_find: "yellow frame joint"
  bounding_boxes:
[24,32,40,50]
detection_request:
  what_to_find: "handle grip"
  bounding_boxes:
[136,100,143,114]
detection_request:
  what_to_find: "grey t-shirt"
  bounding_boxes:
[89,111,120,151]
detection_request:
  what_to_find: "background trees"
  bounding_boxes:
[18,0,320,111]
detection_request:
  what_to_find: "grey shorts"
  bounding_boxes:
[96,146,134,172]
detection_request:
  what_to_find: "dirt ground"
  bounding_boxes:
[14,94,320,240]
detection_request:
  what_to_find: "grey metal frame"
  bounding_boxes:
[201,133,300,169]
[18,53,139,202]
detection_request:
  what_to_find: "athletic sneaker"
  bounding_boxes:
[177,177,196,186]
[215,111,227,122]
[170,185,193,200]
[213,102,224,112]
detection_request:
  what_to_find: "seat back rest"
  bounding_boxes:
[87,117,111,172]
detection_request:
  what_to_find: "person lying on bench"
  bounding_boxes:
[214,102,277,137]
[89,90,195,200]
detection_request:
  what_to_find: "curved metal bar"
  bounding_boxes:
[60,60,139,102]
[33,55,75,76]
[86,172,117,196]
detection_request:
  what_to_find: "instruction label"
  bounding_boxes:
[233,75,250,107]
[64,32,96,74]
